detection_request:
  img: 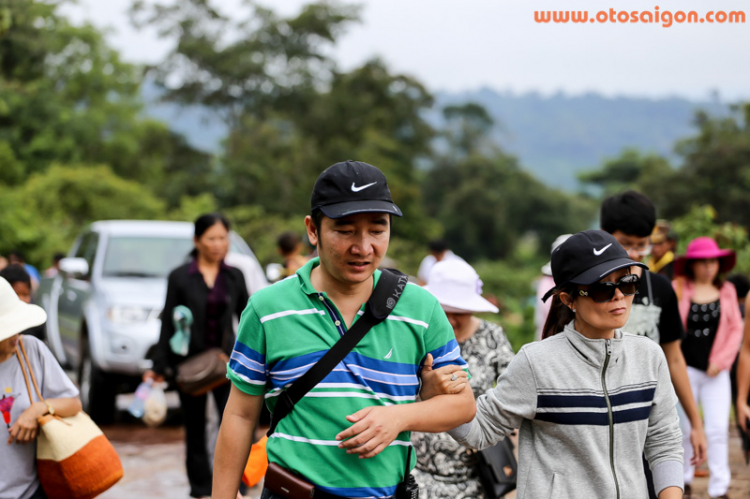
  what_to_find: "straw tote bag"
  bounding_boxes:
[17,337,124,499]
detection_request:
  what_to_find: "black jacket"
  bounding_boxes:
[152,262,249,376]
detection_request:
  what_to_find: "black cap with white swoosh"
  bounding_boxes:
[541,230,648,302]
[310,160,403,219]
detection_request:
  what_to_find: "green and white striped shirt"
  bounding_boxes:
[228,258,467,498]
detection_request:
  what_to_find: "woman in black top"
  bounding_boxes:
[145,213,249,499]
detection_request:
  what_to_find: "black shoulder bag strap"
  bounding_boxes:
[267,269,409,436]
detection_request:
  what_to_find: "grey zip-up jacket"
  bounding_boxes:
[449,322,683,498]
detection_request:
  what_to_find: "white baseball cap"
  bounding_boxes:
[0,277,47,342]
[424,260,499,314]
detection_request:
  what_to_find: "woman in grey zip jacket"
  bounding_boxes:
[435,231,684,498]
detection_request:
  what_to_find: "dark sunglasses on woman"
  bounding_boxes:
[578,274,641,303]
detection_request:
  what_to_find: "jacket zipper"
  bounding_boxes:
[601,339,620,499]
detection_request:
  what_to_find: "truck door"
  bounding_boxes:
[58,232,98,366]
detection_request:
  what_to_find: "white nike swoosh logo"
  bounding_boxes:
[351,182,377,192]
[593,243,612,256]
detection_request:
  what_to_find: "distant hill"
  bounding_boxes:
[433,88,726,190]
[142,82,727,190]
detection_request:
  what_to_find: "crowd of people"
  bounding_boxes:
[1,160,749,499]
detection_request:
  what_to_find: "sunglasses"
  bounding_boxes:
[578,274,641,303]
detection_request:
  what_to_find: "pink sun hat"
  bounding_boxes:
[674,236,736,276]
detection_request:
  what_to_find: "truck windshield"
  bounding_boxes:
[102,237,194,278]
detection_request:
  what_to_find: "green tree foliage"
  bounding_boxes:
[129,0,359,124]
[0,0,210,205]
[662,104,750,227]
[442,102,495,156]
[580,105,750,231]
[671,205,750,276]
[425,104,595,261]
[134,1,439,242]
[577,148,676,201]
[0,165,165,265]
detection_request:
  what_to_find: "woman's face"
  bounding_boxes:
[0,334,19,358]
[690,258,720,284]
[566,268,635,336]
[194,222,229,263]
[444,312,473,337]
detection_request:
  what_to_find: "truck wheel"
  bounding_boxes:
[78,339,116,424]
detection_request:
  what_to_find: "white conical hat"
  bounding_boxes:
[0,277,47,342]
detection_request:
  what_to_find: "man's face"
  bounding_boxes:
[650,237,675,262]
[609,230,651,263]
[306,212,390,285]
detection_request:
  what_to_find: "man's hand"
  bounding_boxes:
[336,406,404,459]
[419,354,469,401]
[7,401,46,445]
[706,363,720,377]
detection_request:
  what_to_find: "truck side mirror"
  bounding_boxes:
[59,257,89,278]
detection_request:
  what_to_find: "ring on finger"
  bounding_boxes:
[450,373,458,381]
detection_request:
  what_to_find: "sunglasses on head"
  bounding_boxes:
[578,274,641,303]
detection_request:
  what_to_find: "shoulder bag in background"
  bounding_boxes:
[17,336,124,499]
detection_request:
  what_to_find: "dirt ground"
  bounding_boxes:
[99,415,750,499]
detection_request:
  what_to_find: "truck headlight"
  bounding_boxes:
[107,306,149,324]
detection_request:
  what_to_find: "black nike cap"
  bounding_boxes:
[542,230,647,302]
[310,160,403,219]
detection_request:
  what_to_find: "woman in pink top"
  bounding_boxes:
[673,237,743,499]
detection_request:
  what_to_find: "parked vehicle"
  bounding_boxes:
[37,220,264,423]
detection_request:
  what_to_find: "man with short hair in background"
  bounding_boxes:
[649,220,677,280]
[601,191,707,498]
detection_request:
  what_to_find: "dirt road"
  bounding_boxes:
[99,421,749,499]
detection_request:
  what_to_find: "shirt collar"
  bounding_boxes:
[650,251,675,274]
[188,258,231,275]
[295,257,382,296]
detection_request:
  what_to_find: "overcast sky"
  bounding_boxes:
[69,0,750,101]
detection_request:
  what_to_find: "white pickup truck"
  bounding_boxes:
[37,220,265,423]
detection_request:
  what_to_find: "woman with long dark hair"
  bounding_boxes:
[423,230,685,498]
[144,213,249,499]
[672,237,743,499]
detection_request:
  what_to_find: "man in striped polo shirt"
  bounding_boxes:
[213,161,476,499]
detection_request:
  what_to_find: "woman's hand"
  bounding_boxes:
[419,353,469,401]
[143,370,165,383]
[706,363,721,377]
[738,401,750,433]
[7,401,46,444]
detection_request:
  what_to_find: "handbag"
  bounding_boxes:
[175,347,230,396]
[474,438,518,498]
[17,337,124,499]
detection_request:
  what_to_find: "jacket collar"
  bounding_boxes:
[562,320,624,368]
